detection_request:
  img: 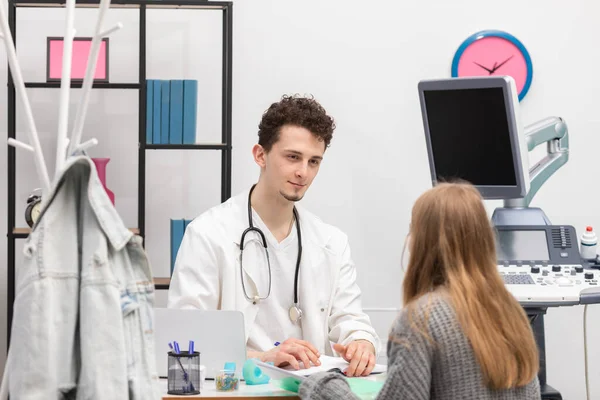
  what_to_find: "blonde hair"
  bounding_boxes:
[402,182,539,390]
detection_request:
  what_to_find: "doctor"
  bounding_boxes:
[168,94,380,377]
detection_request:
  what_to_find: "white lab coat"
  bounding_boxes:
[168,188,381,357]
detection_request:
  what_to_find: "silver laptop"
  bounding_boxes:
[153,308,247,379]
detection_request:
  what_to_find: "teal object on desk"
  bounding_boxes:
[278,377,301,393]
[243,359,271,385]
[224,362,236,372]
[347,377,384,399]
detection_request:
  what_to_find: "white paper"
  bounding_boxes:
[281,355,387,377]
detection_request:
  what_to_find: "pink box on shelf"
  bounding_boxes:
[46,37,109,82]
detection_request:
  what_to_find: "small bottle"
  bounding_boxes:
[580,226,598,260]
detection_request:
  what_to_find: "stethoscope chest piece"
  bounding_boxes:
[289,304,302,323]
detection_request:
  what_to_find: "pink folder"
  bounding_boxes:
[47,37,109,82]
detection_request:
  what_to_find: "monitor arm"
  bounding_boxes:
[504,116,569,208]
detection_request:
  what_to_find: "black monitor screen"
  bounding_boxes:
[423,88,517,186]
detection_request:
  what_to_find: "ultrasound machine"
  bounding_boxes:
[417,76,599,399]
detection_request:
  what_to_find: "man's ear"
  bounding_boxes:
[252,144,267,168]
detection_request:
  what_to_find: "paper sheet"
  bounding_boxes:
[282,355,387,376]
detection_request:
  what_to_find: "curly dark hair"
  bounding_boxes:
[258,94,336,152]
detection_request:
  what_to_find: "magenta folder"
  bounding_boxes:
[46,37,109,82]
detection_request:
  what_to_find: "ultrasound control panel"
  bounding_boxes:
[496,225,600,306]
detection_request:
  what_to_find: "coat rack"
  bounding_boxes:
[0,2,122,397]
[0,0,122,197]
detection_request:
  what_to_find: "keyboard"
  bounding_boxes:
[499,262,600,306]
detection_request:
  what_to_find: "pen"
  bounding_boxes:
[274,341,280,346]
[170,341,194,392]
[189,340,194,355]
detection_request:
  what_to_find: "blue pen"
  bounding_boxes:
[189,340,194,355]
[274,341,280,346]
[171,342,193,392]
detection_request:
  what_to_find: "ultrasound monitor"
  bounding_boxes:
[417,76,530,199]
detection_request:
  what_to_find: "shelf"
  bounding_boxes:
[12,227,30,238]
[154,277,171,290]
[12,227,140,238]
[13,0,232,9]
[145,143,229,150]
[24,82,141,89]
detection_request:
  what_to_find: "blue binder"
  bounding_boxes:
[169,80,184,144]
[170,219,185,276]
[146,80,153,144]
[161,80,170,144]
[152,80,162,145]
[183,80,198,144]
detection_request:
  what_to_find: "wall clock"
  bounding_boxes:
[451,30,533,101]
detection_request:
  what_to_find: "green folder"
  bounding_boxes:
[347,377,385,399]
[277,376,384,400]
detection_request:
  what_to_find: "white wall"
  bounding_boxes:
[1,0,599,398]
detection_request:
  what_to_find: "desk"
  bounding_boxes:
[161,379,299,399]
[161,374,386,399]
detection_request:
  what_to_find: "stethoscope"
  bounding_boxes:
[239,184,303,323]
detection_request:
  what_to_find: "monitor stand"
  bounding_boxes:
[490,115,568,229]
[491,205,552,227]
[492,203,562,399]
[528,308,563,400]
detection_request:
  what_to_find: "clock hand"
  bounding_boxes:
[472,61,493,74]
[491,55,514,73]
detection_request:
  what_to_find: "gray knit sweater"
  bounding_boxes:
[300,292,540,400]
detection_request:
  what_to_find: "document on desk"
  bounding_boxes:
[282,355,387,377]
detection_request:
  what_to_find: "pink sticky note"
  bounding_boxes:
[48,38,108,81]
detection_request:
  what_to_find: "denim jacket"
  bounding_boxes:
[0,156,160,399]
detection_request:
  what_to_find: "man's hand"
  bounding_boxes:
[259,339,322,370]
[333,340,376,377]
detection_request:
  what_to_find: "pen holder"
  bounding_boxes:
[167,351,201,395]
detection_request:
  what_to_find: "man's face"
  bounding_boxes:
[260,125,326,202]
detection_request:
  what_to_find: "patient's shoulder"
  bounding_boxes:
[391,290,459,339]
